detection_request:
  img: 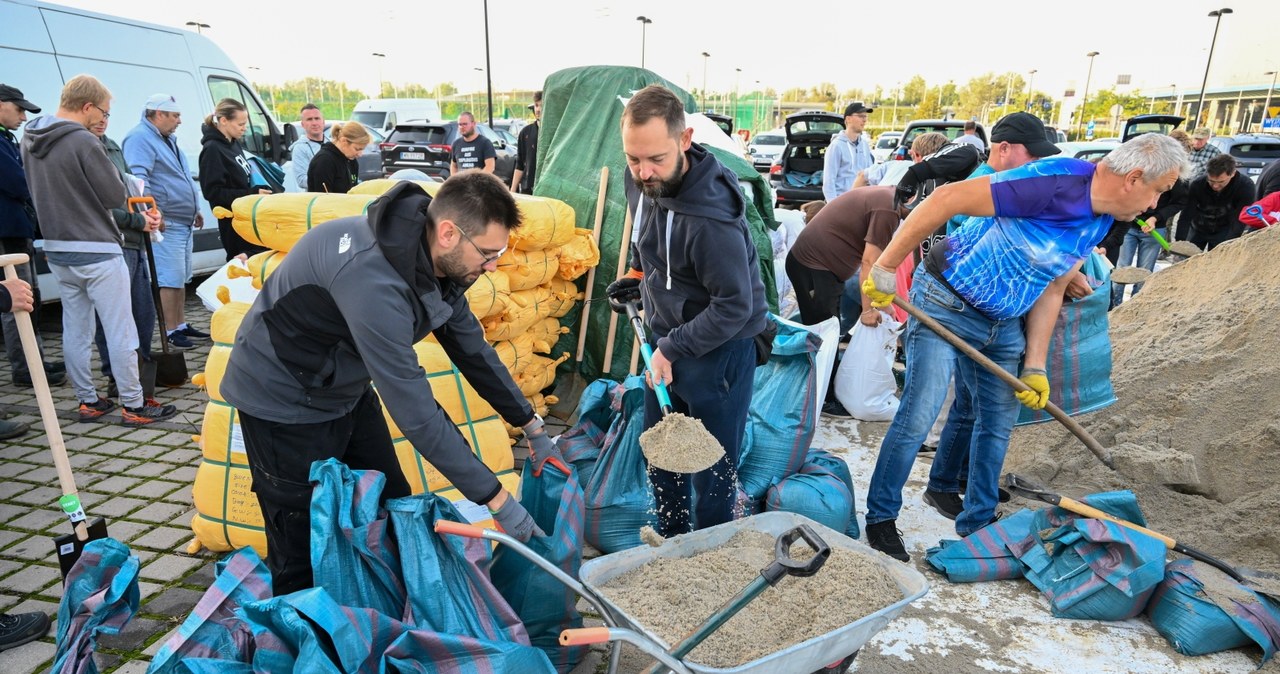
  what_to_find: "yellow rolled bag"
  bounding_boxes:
[464,270,511,320]
[514,352,571,397]
[480,300,544,342]
[497,247,560,291]
[529,317,570,351]
[189,400,266,555]
[556,227,601,281]
[225,250,287,290]
[491,335,536,373]
[348,178,440,198]
[195,301,253,403]
[507,192,576,251]
[227,193,379,252]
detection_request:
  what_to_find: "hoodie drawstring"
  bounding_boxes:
[632,197,676,290]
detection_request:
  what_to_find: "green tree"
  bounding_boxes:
[901,75,927,106]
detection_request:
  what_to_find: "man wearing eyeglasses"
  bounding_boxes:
[222,172,557,596]
[823,101,875,201]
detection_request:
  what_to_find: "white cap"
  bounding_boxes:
[143,93,181,113]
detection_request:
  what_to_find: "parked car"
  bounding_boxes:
[1121,114,1183,142]
[873,132,903,163]
[283,121,385,187]
[746,129,785,172]
[1054,141,1117,162]
[891,119,988,160]
[704,112,733,137]
[380,120,518,184]
[1044,126,1068,144]
[770,110,844,206]
[352,98,442,132]
[1207,133,1280,183]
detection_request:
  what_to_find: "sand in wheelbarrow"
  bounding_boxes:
[597,530,902,668]
[639,412,725,473]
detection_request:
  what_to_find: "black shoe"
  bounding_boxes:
[923,490,964,520]
[0,611,51,651]
[918,443,937,455]
[167,332,197,350]
[866,520,910,562]
[122,401,179,426]
[180,325,210,340]
[821,399,853,419]
[957,479,1012,503]
[13,369,66,387]
[0,418,28,441]
[43,361,65,375]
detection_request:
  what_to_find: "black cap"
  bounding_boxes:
[0,84,40,113]
[843,101,873,116]
[990,112,1060,157]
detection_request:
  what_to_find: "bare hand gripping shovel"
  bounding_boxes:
[2,253,109,580]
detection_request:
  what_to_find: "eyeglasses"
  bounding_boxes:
[92,103,110,120]
[457,225,506,265]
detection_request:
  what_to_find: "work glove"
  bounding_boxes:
[606,276,642,314]
[860,264,898,309]
[523,415,564,475]
[1015,368,1050,410]
[490,495,545,542]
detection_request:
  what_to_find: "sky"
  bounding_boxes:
[44,0,1280,101]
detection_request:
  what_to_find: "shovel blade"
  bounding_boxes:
[54,517,109,581]
[154,352,188,388]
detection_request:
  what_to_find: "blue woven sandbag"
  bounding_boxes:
[738,320,820,501]
[799,448,860,539]
[556,378,616,490]
[764,471,853,535]
[1009,491,1167,621]
[925,508,1037,582]
[583,375,656,553]
[52,538,140,674]
[492,459,588,673]
[1146,558,1280,663]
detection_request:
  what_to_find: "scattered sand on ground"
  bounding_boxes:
[1005,228,1280,578]
[597,530,902,668]
[639,412,725,473]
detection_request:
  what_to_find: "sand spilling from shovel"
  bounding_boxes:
[1110,266,1153,285]
[598,530,901,668]
[1004,228,1280,578]
[639,412,725,473]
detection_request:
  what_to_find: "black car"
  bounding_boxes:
[770,110,844,206]
[380,120,518,184]
[1122,114,1184,142]
[891,119,988,160]
[1208,133,1280,184]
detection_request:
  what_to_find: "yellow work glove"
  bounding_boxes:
[861,264,897,309]
[1015,368,1050,410]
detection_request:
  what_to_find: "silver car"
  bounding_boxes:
[747,130,786,172]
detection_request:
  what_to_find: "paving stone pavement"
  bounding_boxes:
[0,290,562,672]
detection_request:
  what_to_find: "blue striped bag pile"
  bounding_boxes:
[1146,558,1280,664]
[925,508,1038,583]
[764,448,860,540]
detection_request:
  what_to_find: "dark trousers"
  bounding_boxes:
[784,252,846,402]
[239,387,411,596]
[645,337,755,537]
[94,246,154,379]
[0,237,45,375]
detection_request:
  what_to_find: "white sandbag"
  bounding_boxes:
[775,315,839,415]
[834,311,904,421]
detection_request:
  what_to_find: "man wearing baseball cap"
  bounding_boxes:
[823,101,875,201]
[122,93,206,350]
[0,83,66,395]
[1187,127,1221,181]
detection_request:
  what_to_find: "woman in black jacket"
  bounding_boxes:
[307,122,369,194]
[199,98,271,260]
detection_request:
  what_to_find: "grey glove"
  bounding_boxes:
[526,429,564,475]
[490,495,545,542]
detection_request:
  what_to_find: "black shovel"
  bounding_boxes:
[2,253,110,580]
[130,197,188,388]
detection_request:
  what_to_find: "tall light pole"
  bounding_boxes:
[371,53,386,99]
[1026,69,1038,114]
[754,79,761,130]
[185,21,209,34]
[1077,51,1100,139]
[1195,8,1233,128]
[700,52,711,111]
[247,67,276,116]
[734,67,741,122]
[636,16,652,69]
[1263,71,1278,131]
[471,67,484,112]
[482,0,494,126]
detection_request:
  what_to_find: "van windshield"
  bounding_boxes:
[352,111,386,129]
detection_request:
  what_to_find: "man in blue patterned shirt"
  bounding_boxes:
[858,133,1188,561]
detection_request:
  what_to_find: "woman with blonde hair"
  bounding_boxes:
[307,120,370,193]
[199,97,271,261]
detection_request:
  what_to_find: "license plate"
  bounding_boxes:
[400,152,425,161]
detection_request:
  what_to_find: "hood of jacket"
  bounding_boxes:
[366,181,437,297]
[200,122,231,147]
[653,143,745,223]
[22,116,90,160]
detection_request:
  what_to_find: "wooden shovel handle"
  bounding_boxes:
[2,255,88,541]
[573,167,608,363]
[601,206,633,372]
[1055,496,1176,548]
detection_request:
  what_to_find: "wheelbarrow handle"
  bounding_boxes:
[624,301,674,414]
[564,628,694,674]
[433,520,489,540]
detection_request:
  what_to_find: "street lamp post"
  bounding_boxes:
[483,0,494,127]
[1263,71,1278,131]
[247,67,276,116]
[1194,8,1233,128]
[371,53,386,99]
[472,67,484,113]
[1026,69,1038,114]
[700,52,710,111]
[636,16,652,69]
[1076,51,1100,139]
[185,21,209,34]
[734,67,741,123]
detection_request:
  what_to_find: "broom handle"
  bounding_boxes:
[601,206,633,371]
[1,254,88,541]
[574,167,608,363]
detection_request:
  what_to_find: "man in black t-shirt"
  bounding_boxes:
[450,111,496,176]
[510,91,541,194]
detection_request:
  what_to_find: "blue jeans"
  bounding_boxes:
[1111,227,1165,306]
[645,337,755,537]
[839,275,862,335]
[927,374,975,491]
[865,270,1025,536]
[95,247,154,379]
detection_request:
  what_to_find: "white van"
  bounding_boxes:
[0,0,295,301]
[351,99,443,132]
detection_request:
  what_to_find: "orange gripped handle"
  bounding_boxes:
[560,627,611,646]
[434,519,488,539]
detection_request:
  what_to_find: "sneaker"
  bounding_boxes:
[865,520,910,562]
[78,396,117,423]
[918,443,937,455]
[0,611,51,651]
[923,490,964,520]
[13,369,66,387]
[820,399,853,419]
[167,332,196,350]
[43,361,65,375]
[180,325,211,340]
[0,418,28,441]
[958,479,1012,503]
[122,401,178,426]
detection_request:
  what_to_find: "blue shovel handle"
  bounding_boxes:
[1247,205,1273,227]
[624,301,674,414]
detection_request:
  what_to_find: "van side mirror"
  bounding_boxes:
[493,139,507,150]
[281,123,298,160]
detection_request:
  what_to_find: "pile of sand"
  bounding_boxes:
[1005,228,1280,576]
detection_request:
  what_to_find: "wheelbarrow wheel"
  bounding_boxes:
[812,651,856,674]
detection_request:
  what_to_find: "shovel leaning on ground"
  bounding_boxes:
[131,197,188,388]
[1,253,110,580]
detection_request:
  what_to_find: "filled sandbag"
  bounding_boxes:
[230,192,378,252]
[242,250,286,290]
[529,317,569,352]
[465,271,512,320]
[508,193,577,251]
[555,228,600,281]
[499,248,560,291]
[348,178,439,197]
[514,353,570,397]
[198,301,252,403]
[1146,558,1280,663]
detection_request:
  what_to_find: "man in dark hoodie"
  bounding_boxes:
[607,85,770,537]
[221,173,557,596]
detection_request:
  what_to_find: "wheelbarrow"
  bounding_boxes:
[437,511,929,674]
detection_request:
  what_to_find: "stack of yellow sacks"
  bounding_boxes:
[187,179,597,555]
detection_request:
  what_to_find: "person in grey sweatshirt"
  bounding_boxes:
[20,75,176,426]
